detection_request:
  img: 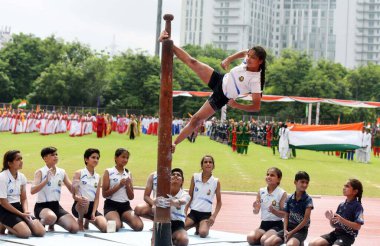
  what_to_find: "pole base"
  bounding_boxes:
[154,222,172,246]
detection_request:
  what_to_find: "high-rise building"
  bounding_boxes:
[181,0,380,68]
[335,0,380,67]
[0,26,12,49]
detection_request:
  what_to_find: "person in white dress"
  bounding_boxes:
[279,124,290,159]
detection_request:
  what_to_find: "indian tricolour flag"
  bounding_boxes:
[17,100,27,108]
[289,123,364,151]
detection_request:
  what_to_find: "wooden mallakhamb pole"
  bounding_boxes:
[154,14,174,246]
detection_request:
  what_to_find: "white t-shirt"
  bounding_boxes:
[222,64,261,99]
[77,168,100,202]
[0,170,27,204]
[171,189,191,222]
[190,173,218,213]
[36,166,66,203]
[106,167,131,203]
[259,186,285,221]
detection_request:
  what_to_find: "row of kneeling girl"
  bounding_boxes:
[0,147,144,237]
[0,148,222,246]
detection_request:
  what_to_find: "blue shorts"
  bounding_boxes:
[72,201,102,220]
[103,199,132,217]
[259,220,283,232]
[207,71,229,111]
[321,230,355,246]
[0,202,36,228]
[34,201,69,220]
[188,210,211,224]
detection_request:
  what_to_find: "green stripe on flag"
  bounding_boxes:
[289,144,360,151]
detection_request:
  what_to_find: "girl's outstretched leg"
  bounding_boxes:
[173,101,215,148]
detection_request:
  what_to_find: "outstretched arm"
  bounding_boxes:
[227,93,261,112]
[159,30,213,84]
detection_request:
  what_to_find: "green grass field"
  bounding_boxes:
[1,132,379,197]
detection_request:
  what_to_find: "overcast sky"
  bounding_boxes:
[0,0,182,55]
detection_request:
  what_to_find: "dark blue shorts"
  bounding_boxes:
[321,230,355,246]
[103,199,132,217]
[72,201,102,220]
[207,71,229,111]
[259,220,283,232]
[277,225,308,244]
[34,201,69,220]
[171,220,185,233]
[188,210,211,224]
[0,202,36,228]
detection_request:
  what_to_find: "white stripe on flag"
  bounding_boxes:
[289,130,362,147]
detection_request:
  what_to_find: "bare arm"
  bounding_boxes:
[20,184,28,213]
[72,171,81,201]
[184,176,195,214]
[227,93,261,112]
[125,173,134,200]
[284,212,289,232]
[0,198,27,217]
[92,177,101,216]
[31,170,48,195]
[253,192,261,214]
[102,170,120,198]
[63,172,73,194]
[332,213,362,231]
[143,173,154,206]
[211,180,222,221]
[221,50,248,70]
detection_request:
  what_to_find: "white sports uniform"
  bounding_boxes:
[36,166,66,203]
[77,168,100,202]
[259,186,285,221]
[0,170,27,203]
[171,189,191,222]
[222,64,261,99]
[190,173,218,212]
[105,167,131,202]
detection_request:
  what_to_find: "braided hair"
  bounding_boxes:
[251,46,267,93]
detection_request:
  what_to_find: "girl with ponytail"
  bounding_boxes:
[159,30,266,152]
[309,179,364,246]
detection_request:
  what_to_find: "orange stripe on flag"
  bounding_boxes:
[290,123,364,132]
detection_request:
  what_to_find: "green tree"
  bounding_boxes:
[103,50,161,112]
[345,63,380,122]
[0,59,14,102]
[0,34,67,99]
[263,49,313,119]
